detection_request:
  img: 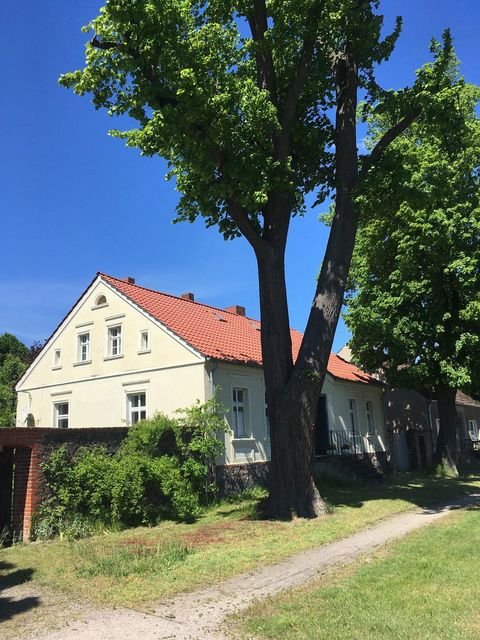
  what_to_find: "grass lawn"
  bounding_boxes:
[237,505,480,640]
[1,473,480,610]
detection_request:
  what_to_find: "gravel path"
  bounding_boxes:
[7,492,479,640]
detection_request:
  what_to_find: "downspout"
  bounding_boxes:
[207,358,218,399]
[206,358,220,502]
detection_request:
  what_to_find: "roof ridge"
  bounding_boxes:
[99,272,262,322]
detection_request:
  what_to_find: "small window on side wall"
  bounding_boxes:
[468,420,478,441]
[108,325,122,356]
[365,400,375,433]
[127,393,147,425]
[53,349,61,368]
[94,294,107,306]
[139,330,150,353]
[77,332,90,362]
[54,402,69,429]
[232,388,248,438]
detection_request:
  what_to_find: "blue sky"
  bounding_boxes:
[1,1,479,350]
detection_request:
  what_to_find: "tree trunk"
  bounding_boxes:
[433,385,459,475]
[256,245,327,518]
[254,50,359,518]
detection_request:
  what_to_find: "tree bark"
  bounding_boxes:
[433,385,459,474]
[255,50,359,518]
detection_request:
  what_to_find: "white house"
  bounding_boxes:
[16,273,387,466]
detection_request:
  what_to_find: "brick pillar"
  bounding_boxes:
[11,447,31,539]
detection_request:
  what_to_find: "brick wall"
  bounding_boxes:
[0,428,128,540]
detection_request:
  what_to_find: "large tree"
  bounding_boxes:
[61,0,447,516]
[0,334,31,427]
[344,38,480,473]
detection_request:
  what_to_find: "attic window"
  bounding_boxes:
[213,312,227,322]
[94,294,107,307]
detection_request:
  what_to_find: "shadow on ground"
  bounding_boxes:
[321,473,480,512]
[0,560,39,622]
[214,473,480,522]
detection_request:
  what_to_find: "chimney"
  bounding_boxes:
[181,292,195,301]
[225,305,246,317]
[123,276,135,284]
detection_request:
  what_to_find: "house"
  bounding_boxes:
[15,273,388,469]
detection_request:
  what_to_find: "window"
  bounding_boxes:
[127,393,146,425]
[365,400,375,433]
[232,388,248,438]
[53,349,61,368]
[139,330,150,352]
[468,420,478,441]
[348,399,358,431]
[77,332,90,362]
[108,325,122,356]
[54,402,69,429]
[95,294,107,306]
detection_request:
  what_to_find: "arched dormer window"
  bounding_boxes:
[94,294,107,307]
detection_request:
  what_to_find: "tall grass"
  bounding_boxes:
[77,540,192,578]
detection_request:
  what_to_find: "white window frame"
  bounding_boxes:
[232,387,249,439]
[468,419,478,441]
[138,329,150,354]
[77,332,91,363]
[54,402,69,429]
[348,398,358,431]
[127,392,147,425]
[107,325,123,357]
[53,348,61,369]
[365,400,375,434]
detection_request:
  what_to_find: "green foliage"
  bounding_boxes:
[345,40,480,396]
[35,396,228,539]
[0,334,31,427]
[59,1,406,238]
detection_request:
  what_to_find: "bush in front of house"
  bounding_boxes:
[34,395,228,539]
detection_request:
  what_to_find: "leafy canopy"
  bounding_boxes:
[60,0,404,239]
[345,38,480,393]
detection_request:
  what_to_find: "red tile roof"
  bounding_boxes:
[101,274,377,385]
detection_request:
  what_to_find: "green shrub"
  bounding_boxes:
[36,395,228,538]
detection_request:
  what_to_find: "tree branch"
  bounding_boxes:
[358,106,421,183]
[277,1,326,160]
[226,198,265,253]
[90,35,178,109]
[247,0,277,105]
[90,35,118,50]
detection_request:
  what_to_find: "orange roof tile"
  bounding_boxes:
[101,273,377,385]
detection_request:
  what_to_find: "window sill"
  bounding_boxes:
[91,303,109,310]
[137,349,151,355]
[104,354,124,361]
[73,360,92,367]
[51,366,62,371]
[232,436,255,443]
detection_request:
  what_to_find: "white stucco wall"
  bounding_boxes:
[211,362,269,465]
[16,278,207,428]
[211,364,386,465]
[322,375,386,453]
